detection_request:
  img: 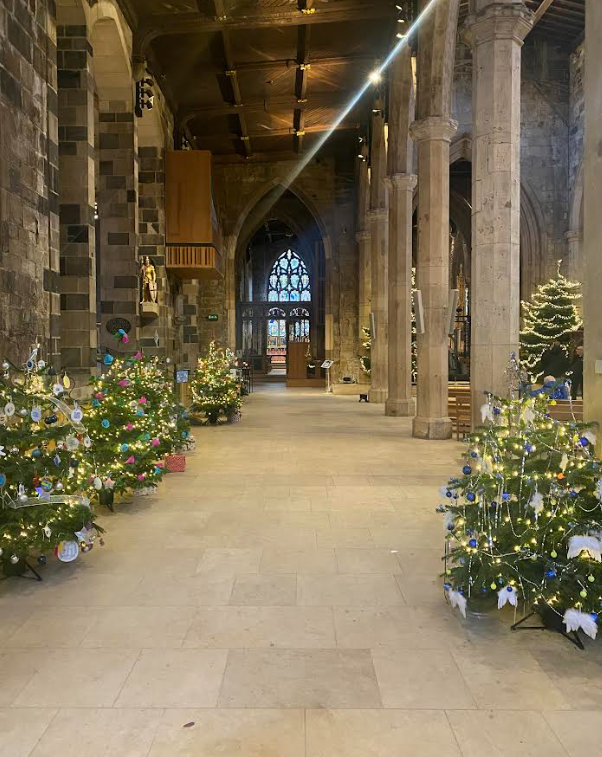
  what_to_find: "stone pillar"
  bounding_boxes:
[385,47,415,417]
[181,280,201,368]
[468,0,533,419]
[97,104,139,355]
[356,230,372,339]
[368,108,388,404]
[385,174,417,416]
[57,25,97,379]
[584,0,602,447]
[565,230,583,284]
[411,117,457,439]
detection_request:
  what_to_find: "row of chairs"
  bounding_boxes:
[447,384,584,441]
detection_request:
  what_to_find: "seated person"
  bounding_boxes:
[530,375,570,400]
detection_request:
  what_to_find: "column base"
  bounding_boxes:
[385,397,416,417]
[412,415,453,440]
[369,388,388,404]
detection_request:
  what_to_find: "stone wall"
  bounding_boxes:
[569,41,584,215]
[0,0,60,366]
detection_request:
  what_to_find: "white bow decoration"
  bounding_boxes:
[446,588,467,618]
[560,453,569,473]
[595,479,602,504]
[497,586,518,609]
[564,608,598,640]
[528,491,544,515]
[522,407,535,425]
[480,403,495,424]
[442,510,455,531]
[567,535,602,562]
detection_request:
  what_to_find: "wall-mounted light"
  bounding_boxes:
[368,70,382,85]
[135,78,154,118]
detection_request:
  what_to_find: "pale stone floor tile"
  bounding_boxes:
[0,708,57,757]
[297,574,405,606]
[334,606,450,649]
[306,709,462,757]
[115,649,228,708]
[184,606,336,648]
[13,648,140,708]
[529,645,602,710]
[195,548,262,577]
[335,548,401,574]
[30,708,162,757]
[128,574,235,606]
[0,606,34,646]
[80,606,196,648]
[317,528,375,548]
[260,547,337,574]
[3,606,99,648]
[219,649,382,708]
[447,710,568,757]
[543,711,602,757]
[372,648,476,709]
[147,709,305,757]
[229,574,296,605]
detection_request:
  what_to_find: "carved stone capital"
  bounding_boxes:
[466,3,534,47]
[355,230,372,243]
[410,117,458,145]
[385,173,417,193]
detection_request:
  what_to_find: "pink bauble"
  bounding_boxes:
[119,379,130,387]
[137,474,145,481]
[138,396,147,404]
[95,392,104,400]
[151,438,160,447]
[125,456,136,465]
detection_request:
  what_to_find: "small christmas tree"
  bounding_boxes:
[520,262,582,382]
[191,342,242,424]
[441,382,602,641]
[359,327,371,375]
[0,358,103,572]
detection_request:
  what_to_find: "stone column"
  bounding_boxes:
[411,117,457,439]
[565,229,583,284]
[385,47,416,417]
[584,0,602,447]
[368,108,388,403]
[356,150,371,341]
[57,24,97,380]
[385,174,417,416]
[468,0,533,418]
[97,104,139,355]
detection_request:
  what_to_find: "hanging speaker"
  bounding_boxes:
[414,290,425,334]
[448,289,459,335]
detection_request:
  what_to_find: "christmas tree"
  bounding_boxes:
[191,342,242,424]
[520,262,582,382]
[0,357,103,572]
[83,353,180,498]
[441,379,602,641]
[359,327,371,376]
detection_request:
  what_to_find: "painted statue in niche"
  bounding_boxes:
[140,256,158,303]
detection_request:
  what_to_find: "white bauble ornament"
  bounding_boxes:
[83,436,92,449]
[93,477,102,491]
[10,554,19,565]
[56,482,64,491]
[31,406,42,423]
[4,402,15,417]
[37,360,46,369]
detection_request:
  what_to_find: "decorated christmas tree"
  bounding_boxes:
[191,341,242,424]
[0,356,103,573]
[359,327,371,376]
[441,366,602,641]
[520,262,582,382]
[83,353,187,499]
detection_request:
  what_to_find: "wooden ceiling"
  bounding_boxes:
[127,0,396,160]
[122,0,585,161]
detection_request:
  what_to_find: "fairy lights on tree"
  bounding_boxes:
[441,357,602,641]
[191,341,242,424]
[520,262,582,382]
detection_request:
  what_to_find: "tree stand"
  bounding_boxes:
[511,606,584,650]
[0,558,43,582]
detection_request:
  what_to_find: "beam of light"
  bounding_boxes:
[262,0,442,212]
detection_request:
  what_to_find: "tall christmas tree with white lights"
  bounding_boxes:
[520,262,582,382]
[191,341,242,424]
[441,370,602,641]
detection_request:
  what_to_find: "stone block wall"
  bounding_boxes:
[57,22,96,376]
[0,0,60,366]
[569,41,584,210]
[97,104,139,355]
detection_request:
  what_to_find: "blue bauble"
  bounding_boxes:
[502,492,511,501]
[493,407,501,415]
[545,569,556,578]
[32,449,41,458]
[121,443,129,453]
[101,419,110,428]
[0,473,5,487]
[462,465,472,475]
[53,455,61,466]
[591,613,599,621]
[580,437,589,447]
[445,491,452,498]
[92,399,100,408]
[507,586,513,592]
[491,501,498,507]
[182,430,189,438]
[469,538,478,548]
[37,554,46,565]
[136,409,144,417]
[470,452,478,458]
[70,458,78,468]
[570,490,578,498]
[481,587,488,594]
[103,354,114,366]
[525,443,533,453]
[466,492,475,502]
[443,582,451,590]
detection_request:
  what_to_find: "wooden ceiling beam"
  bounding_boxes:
[235,53,373,72]
[533,0,556,24]
[193,122,359,140]
[179,92,350,124]
[294,1,313,153]
[135,1,394,55]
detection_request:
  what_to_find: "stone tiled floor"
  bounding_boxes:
[1,384,602,755]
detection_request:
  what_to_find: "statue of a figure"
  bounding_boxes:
[140,256,158,303]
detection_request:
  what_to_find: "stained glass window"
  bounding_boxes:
[268,250,311,302]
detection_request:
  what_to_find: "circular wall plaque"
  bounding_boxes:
[106,317,132,335]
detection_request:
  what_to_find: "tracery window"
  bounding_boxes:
[268,249,311,302]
